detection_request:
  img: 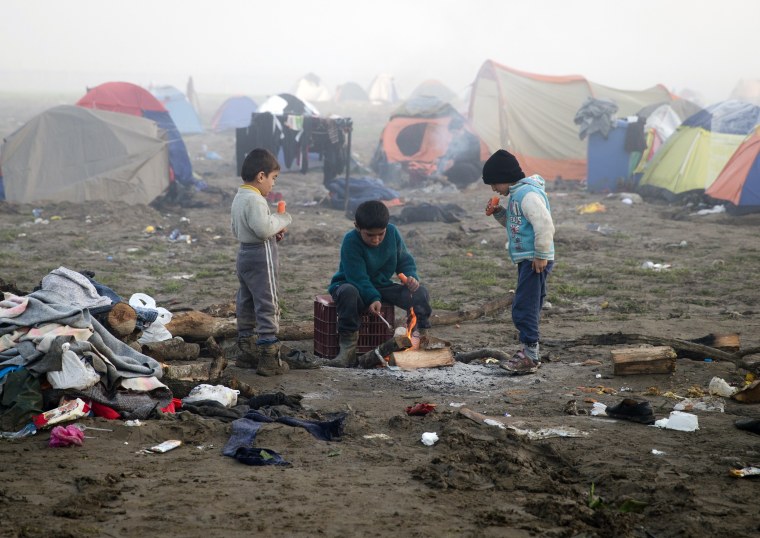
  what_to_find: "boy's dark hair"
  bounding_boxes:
[241,148,280,182]
[354,200,390,229]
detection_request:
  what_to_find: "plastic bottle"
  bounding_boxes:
[168,229,180,241]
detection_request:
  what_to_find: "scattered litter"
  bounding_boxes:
[673,397,724,413]
[693,205,725,216]
[421,432,439,446]
[651,449,666,455]
[665,240,688,248]
[449,402,466,408]
[144,440,182,453]
[510,426,589,440]
[32,398,90,429]
[484,419,506,429]
[363,433,392,440]
[590,402,607,416]
[641,261,672,271]
[183,384,239,407]
[730,466,760,478]
[406,403,436,416]
[124,419,143,427]
[144,225,156,234]
[595,374,602,379]
[708,376,738,398]
[577,202,606,214]
[654,411,699,431]
[49,425,85,447]
[586,223,616,235]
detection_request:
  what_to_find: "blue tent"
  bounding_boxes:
[211,96,258,132]
[150,85,203,135]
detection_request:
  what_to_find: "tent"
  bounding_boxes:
[294,73,331,102]
[409,79,457,103]
[706,126,760,213]
[257,93,320,116]
[370,96,488,182]
[638,100,760,200]
[334,82,369,103]
[367,74,399,105]
[631,99,703,174]
[77,81,193,185]
[468,60,673,180]
[0,105,170,204]
[149,85,204,134]
[211,96,258,132]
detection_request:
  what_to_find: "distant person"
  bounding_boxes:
[482,149,555,375]
[230,148,293,376]
[327,200,434,367]
[437,117,482,189]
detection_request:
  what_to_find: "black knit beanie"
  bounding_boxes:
[481,149,525,185]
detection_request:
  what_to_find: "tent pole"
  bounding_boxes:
[343,119,353,212]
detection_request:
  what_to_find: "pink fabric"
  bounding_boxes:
[49,425,85,447]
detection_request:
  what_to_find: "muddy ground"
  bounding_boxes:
[1,94,760,538]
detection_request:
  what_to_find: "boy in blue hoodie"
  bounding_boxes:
[327,200,433,367]
[482,150,555,375]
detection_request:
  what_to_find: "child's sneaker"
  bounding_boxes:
[500,350,540,375]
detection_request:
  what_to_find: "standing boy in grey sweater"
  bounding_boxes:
[230,148,292,376]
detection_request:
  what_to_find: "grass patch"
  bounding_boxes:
[431,298,462,311]
[162,280,185,294]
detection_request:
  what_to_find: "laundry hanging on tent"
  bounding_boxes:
[236,114,351,184]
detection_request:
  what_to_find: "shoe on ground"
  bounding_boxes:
[735,418,760,435]
[499,350,540,375]
[280,344,322,370]
[605,398,656,425]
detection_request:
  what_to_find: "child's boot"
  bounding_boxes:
[235,336,258,369]
[327,331,359,368]
[256,341,290,376]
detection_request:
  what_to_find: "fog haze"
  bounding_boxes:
[2,0,757,104]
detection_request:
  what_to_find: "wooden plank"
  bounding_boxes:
[390,347,455,369]
[612,346,676,375]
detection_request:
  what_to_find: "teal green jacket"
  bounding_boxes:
[328,224,418,305]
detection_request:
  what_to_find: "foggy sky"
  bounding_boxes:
[2,0,757,104]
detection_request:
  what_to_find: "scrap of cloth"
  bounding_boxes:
[222,411,348,466]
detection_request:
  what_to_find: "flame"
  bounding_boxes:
[407,307,419,350]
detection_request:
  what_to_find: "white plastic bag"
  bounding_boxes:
[47,343,101,390]
[137,306,173,344]
[182,384,240,407]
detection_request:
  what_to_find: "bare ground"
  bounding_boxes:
[1,95,760,537]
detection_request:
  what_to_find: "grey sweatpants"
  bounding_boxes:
[236,239,280,342]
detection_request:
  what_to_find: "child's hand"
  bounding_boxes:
[405,275,420,293]
[485,196,501,216]
[368,301,383,315]
[275,228,287,242]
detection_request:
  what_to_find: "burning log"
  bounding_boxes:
[390,347,455,369]
[356,335,412,368]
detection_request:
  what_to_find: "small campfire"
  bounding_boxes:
[356,304,454,370]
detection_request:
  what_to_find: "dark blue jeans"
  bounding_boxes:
[331,282,432,333]
[512,260,553,345]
